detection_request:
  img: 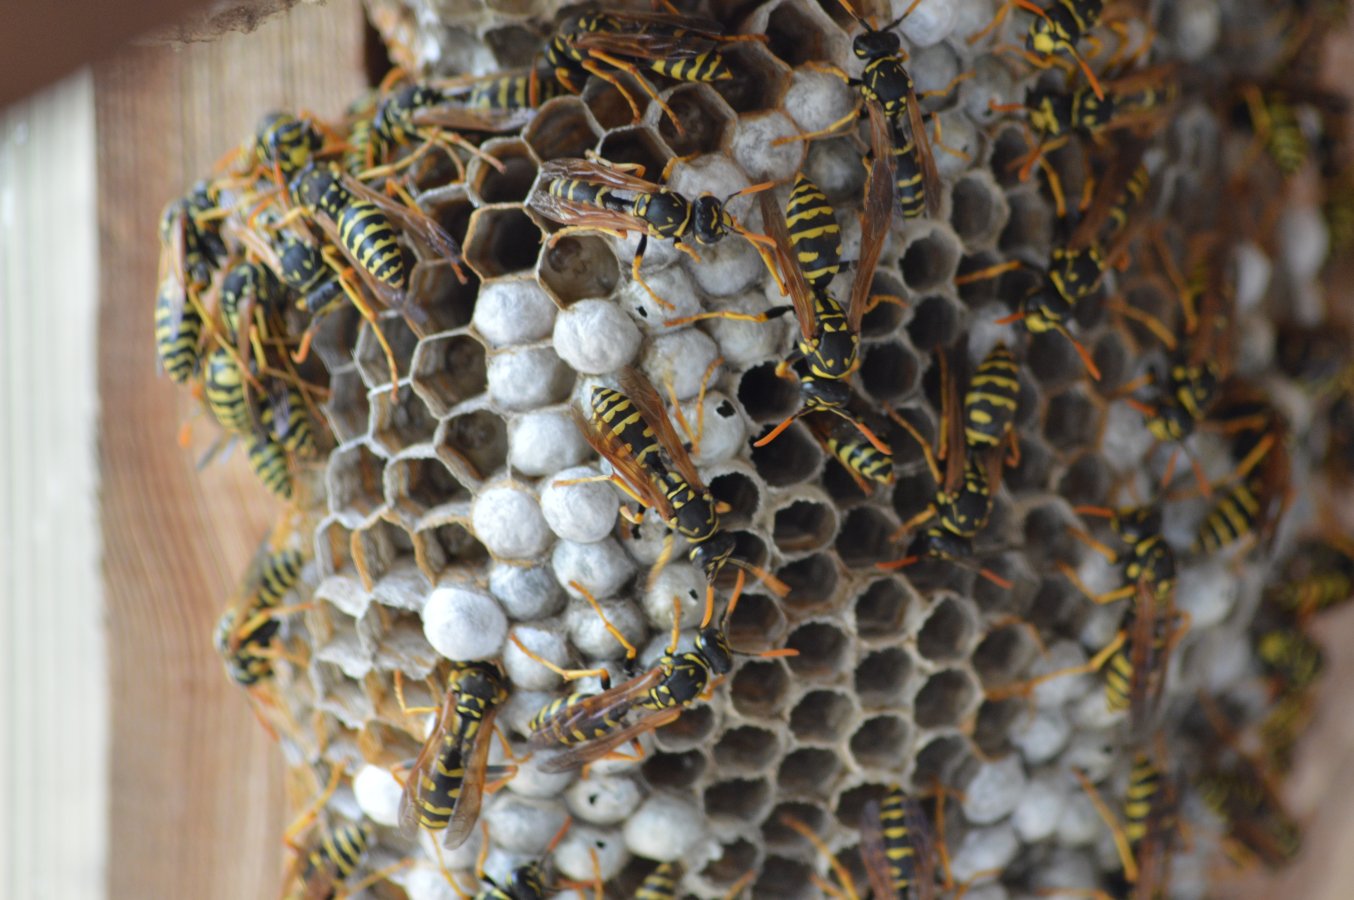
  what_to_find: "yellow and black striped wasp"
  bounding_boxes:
[395,660,510,850]
[857,786,940,900]
[1057,502,1175,607]
[807,413,896,495]
[784,173,843,292]
[155,181,230,385]
[544,9,763,132]
[1265,533,1354,619]
[514,574,791,773]
[528,154,780,310]
[968,0,1134,100]
[632,862,682,900]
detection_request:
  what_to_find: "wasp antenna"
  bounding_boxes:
[752,411,804,448]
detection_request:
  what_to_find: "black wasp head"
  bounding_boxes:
[697,624,735,676]
[509,861,546,899]
[288,162,332,210]
[692,194,732,245]
[908,527,970,563]
[1114,505,1162,544]
[690,531,737,581]
[801,375,852,411]
[853,26,901,61]
[450,659,508,703]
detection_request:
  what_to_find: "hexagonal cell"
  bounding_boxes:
[738,361,801,422]
[701,839,761,890]
[324,368,371,444]
[704,777,772,826]
[850,715,912,771]
[368,389,438,457]
[348,518,403,590]
[437,407,509,482]
[463,206,543,280]
[353,315,419,390]
[726,589,788,655]
[972,697,1024,759]
[999,191,1055,257]
[385,454,470,520]
[328,442,386,525]
[523,97,601,162]
[305,301,361,373]
[911,735,972,792]
[712,42,791,115]
[860,278,908,341]
[749,421,821,488]
[855,647,912,708]
[654,704,716,752]
[367,605,438,673]
[414,521,488,579]
[710,470,761,527]
[954,253,1006,307]
[917,597,978,662]
[950,170,1011,250]
[762,801,829,855]
[832,782,888,831]
[854,577,911,640]
[1091,328,1132,392]
[1044,387,1101,449]
[777,746,842,798]
[913,669,978,729]
[408,258,480,334]
[656,83,735,159]
[860,339,921,404]
[410,333,487,419]
[834,506,895,568]
[785,621,850,681]
[537,234,620,306]
[906,295,962,349]
[789,689,855,743]
[713,724,782,774]
[597,125,671,178]
[899,229,961,294]
[1021,502,1081,572]
[731,659,792,719]
[973,620,1043,688]
[468,138,539,205]
[642,748,708,791]
[990,124,1036,189]
[764,0,841,65]
[752,855,816,900]
[1003,433,1053,494]
[1057,451,1112,507]
[421,190,474,251]
[772,497,839,555]
[778,552,840,617]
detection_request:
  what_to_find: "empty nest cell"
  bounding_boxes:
[537,234,620,306]
[468,138,539,205]
[854,647,912,708]
[913,669,978,729]
[772,497,839,555]
[785,621,851,681]
[656,83,736,159]
[354,315,419,390]
[853,577,911,641]
[849,715,912,771]
[859,339,921,404]
[777,552,841,617]
[777,747,842,799]
[788,689,856,743]
[367,388,438,457]
[834,506,896,568]
[713,724,782,774]
[522,99,601,163]
[409,332,487,418]
[749,421,822,488]
[704,777,773,825]
[916,596,978,662]
[463,206,544,279]
[328,442,387,525]
[437,408,508,482]
[384,454,470,520]
[642,749,708,791]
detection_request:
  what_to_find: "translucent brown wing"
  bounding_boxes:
[758,189,817,342]
[1066,141,1148,251]
[537,701,681,774]
[528,159,661,235]
[411,104,538,135]
[904,795,939,900]
[618,367,707,493]
[571,28,722,60]
[858,799,899,900]
[571,406,678,523]
[582,9,731,39]
[852,100,899,334]
[397,685,461,840]
[938,346,966,495]
[1126,579,1168,736]
[538,156,665,194]
[335,168,462,263]
[903,91,941,221]
[441,703,500,849]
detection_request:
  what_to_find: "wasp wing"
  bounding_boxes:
[618,367,708,494]
[851,100,900,334]
[757,188,817,342]
[441,703,500,849]
[571,405,679,523]
[537,702,682,774]
[858,798,899,900]
[397,684,461,841]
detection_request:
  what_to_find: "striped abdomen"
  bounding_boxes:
[337,199,404,288]
[879,788,918,892]
[258,548,305,607]
[204,349,252,435]
[634,862,680,899]
[893,131,928,219]
[154,284,202,384]
[409,738,466,831]
[247,434,293,500]
[467,71,563,110]
[528,692,628,748]
[302,821,373,886]
[590,387,664,471]
[263,386,316,456]
[1191,476,1263,554]
[649,50,730,83]
[964,344,1020,450]
[1123,752,1168,848]
[824,428,894,487]
[786,174,842,288]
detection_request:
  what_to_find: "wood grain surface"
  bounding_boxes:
[95,4,364,897]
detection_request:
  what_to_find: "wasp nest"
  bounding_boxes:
[161,0,1354,896]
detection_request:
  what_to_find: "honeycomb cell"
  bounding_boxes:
[328,442,387,526]
[973,621,1043,688]
[1057,452,1111,508]
[855,647,912,708]
[899,228,961,293]
[597,125,672,177]
[537,234,620,306]
[1043,387,1101,449]
[315,518,355,582]
[859,339,921,404]
[483,23,539,65]
[772,496,839,555]
[777,552,840,617]
[726,590,787,656]
[831,782,887,831]
[704,777,772,826]
[712,42,792,114]
[762,0,845,64]
[738,361,801,424]
[438,407,509,482]
[854,577,911,640]
[324,368,371,444]
[990,124,1034,189]
[776,747,842,798]
[414,521,489,579]
[712,724,782,774]
[999,191,1054,258]
[1021,502,1080,572]
[1091,328,1132,392]
[913,668,978,729]
[409,333,487,419]
[367,606,436,672]
[522,97,602,162]
[350,518,407,590]
[950,170,1010,251]
[463,206,543,279]
[752,856,815,900]
[307,303,361,373]
[850,715,912,771]
[467,138,539,205]
[911,735,973,792]
[749,422,822,488]
[1003,433,1052,494]
[408,257,480,334]
[731,659,791,719]
[906,294,963,349]
[655,704,716,752]
[785,622,850,681]
[354,315,419,390]
[701,839,761,891]
[762,802,828,854]
[917,596,978,662]
[642,749,708,791]
[385,454,470,521]
[971,697,1023,759]
[789,689,856,743]
[955,253,1006,306]
[655,83,735,159]
[422,190,474,252]
[834,506,895,568]
[368,388,438,457]
[709,470,761,527]
[1026,328,1086,388]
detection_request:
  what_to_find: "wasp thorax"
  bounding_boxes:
[690,531,737,580]
[288,162,335,211]
[692,194,731,244]
[698,626,735,676]
[854,29,901,61]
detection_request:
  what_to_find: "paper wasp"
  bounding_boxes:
[155,182,230,384]
[528,154,779,310]
[1265,534,1354,619]
[1070,742,1179,895]
[807,413,895,495]
[395,661,510,850]
[1056,503,1175,607]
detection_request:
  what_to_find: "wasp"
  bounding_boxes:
[156,184,230,383]
[807,413,895,495]
[395,661,509,850]
[1256,626,1323,695]
[514,575,791,773]
[1058,503,1175,607]
[252,111,327,185]
[1194,761,1302,868]
[1266,535,1354,618]
[857,786,941,900]
[528,154,779,310]
[1073,742,1179,892]
[784,173,843,291]
[245,433,293,500]
[154,278,204,384]
[544,9,762,132]
[1190,400,1292,557]
[633,862,682,900]
[203,347,256,436]
[968,0,1128,99]
[963,343,1022,462]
